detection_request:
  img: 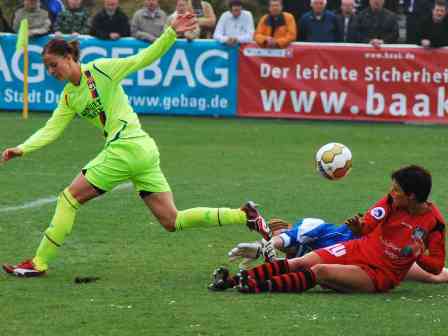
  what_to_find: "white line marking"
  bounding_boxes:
[0,183,133,213]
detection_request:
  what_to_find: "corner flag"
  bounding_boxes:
[16,19,29,120]
[16,19,29,51]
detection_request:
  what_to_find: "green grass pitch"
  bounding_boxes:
[1,112,448,336]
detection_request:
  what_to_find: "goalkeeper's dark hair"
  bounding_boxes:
[42,39,80,62]
[391,165,432,203]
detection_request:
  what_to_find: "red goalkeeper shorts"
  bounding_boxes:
[314,239,400,292]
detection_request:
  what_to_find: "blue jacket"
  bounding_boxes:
[299,10,342,42]
[40,0,64,22]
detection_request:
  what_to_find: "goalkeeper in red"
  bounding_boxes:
[1,14,268,277]
[212,165,446,293]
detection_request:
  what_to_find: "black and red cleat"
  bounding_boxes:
[208,266,232,291]
[240,201,272,241]
[3,259,46,278]
[236,269,270,294]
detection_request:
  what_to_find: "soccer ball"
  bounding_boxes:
[315,143,352,180]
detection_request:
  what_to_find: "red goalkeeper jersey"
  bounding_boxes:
[358,195,445,281]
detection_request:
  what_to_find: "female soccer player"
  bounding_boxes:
[1,14,267,277]
[224,216,448,286]
[211,165,446,293]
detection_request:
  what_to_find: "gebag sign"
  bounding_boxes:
[238,43,448,123]
[0,34,238,116]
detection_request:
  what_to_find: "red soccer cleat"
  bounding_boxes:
[241,201,272,241]
[3,259,46,278]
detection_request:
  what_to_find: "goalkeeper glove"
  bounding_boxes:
[344,213,364,236]
[228,242,262,262]
[228,239,277,264]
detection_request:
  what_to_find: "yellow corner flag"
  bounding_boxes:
[16,19,29,51]
[16,19,29,120]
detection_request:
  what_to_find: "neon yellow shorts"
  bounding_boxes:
[83,135,171,193]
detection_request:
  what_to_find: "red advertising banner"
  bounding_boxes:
[238,43,448,123]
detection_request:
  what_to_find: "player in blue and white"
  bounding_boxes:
[228,216,448,284]
[276,218,355,258]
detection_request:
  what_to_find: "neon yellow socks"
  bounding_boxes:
[175,207,247,231]
[33,188,80,271]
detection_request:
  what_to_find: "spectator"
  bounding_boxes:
[278,0,309,35]
[213,0,255,45]
[166,0,200,41]
[191,0,216,38]
[90,0,130,40]
[82,0,96,12]
[0,8,13,32]
[404,0,434,44]
[417,0,448,47]
[255,0,297,48]
[40,0,64,24]
[358,0,399,12]
[336,0,357,42]
[54,0,90,36]
[13,0,51,37]
[131,0,167,42]
[300,0,342,42]
[352,0,399,47]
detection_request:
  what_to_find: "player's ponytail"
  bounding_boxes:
[42,39,81,62]
[67,40,80,62]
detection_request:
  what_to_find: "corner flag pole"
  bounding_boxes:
[16,19,29,120]
[23,40,29,120]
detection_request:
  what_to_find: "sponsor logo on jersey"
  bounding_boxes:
[84,70,99,99]
[371,207,386,220]
[325,243,346,257]
[82,70,106,125]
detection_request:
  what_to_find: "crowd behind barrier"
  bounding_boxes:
[1,0,448,47]
[1,0,448,124]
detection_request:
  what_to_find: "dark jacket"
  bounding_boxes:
[300,10,342,42]
[352,7,399,43]
[336,12,357,42]
[358,0,400,12]
[0,8,12,32]
[416,15,448,47]
[403,0,434,15]
[404,0,434,44]
[90,7,130,39]
[283,0,310,29]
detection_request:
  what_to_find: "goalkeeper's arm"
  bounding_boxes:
[344,213,364,237]
[228,236,284,263]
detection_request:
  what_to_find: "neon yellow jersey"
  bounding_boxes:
[18,27,177,155]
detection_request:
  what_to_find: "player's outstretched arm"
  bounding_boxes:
[99,14,198,83]
[1,147,24,163]
[228,239,278,264]
[9,104,76,157]
[170,13,197,35]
